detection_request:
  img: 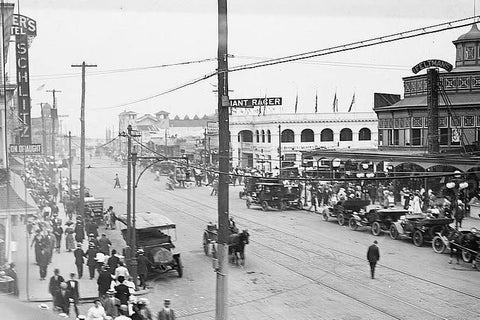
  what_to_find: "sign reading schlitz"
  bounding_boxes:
[12,15,37,145]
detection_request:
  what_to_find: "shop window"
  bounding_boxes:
[411,129,422,146]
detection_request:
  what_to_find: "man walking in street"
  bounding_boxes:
[114,174,121,189]
[157,299,176,320]
[98,233,112,255]
[367,240,380,279]
[74,243,85,279]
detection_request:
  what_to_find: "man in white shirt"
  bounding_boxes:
[114,261,130,281]
[86,299,107,320]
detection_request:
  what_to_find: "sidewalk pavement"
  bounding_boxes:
[12,204,99,302]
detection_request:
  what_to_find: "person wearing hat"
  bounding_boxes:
[5,262,18,296]
[102,289,120,318]
[115,304,130,319]
[67,273,80,317]
[64,221,76,252]
[366,240,380,279]
[85,242,100,280]
[114,276,130,306]
[74,243,85,279]
[136,249,152,290]
[97,265,113,298]
[49,269,65,307]
[74,220,85,244]
[98,234,112,256]
[136,298,152,320]
[157,299,176,320]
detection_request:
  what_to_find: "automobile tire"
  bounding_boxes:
[322,209,329,221]
[261,201,269,212]
[337,213,345,226]
[413,230,424,247]
[246,199,251,209]
[239,191,244,199]
[348,217,358,230]
[462,250,472,263]
[175,256,183,277]
[371,221,381,236]
[432,236,446,254]
[296,200,303,210]
[389,225,399,240]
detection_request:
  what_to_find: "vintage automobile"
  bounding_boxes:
[349,208,409,236]
[246,182,285,211]
[281,183,303,210]
[118,212,183,277]
[322,199,370,226]
[432,227,480,270]
[389,215,453,247]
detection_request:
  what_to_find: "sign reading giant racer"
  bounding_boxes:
[229,97,282,108]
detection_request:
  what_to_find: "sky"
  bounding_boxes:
[8,0,480,138]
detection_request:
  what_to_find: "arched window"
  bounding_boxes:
[261,130,265,143]
[340,128,353,141]
[239,130,253,142]
[359,128,371,141]
[320,129,334,141]
[301,129,314,142]
[256,130,260,143]
[281,129,295,143]
[267,130,271,143]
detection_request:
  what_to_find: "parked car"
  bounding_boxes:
[389,215,453,247]
[349,208,408,236]
[322,199,370,226]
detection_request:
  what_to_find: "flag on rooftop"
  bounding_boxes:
[332,92,338,112]
[315,90,318,113]
[294,91,298,113]
[348,92,355,112]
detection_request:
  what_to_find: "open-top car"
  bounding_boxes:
[349,208,408,236]
[322,199,370,226]
[118,212,183,277]
[389,214,453,247]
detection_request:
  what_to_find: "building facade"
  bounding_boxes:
[375,24,480,152]
[230,111,378,170]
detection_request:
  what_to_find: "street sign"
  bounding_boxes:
[207,121,218,135]
[229,97,282,108]
[9,144,42,154]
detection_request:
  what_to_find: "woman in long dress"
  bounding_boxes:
[64,222,75,252]
[412,191,422,214]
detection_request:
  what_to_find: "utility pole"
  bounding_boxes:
[216,0,229,319]
[126,124,132,270]
[41,103,47,156]
[47,89,61,161]
[68,131,72,200]
[278,124,282,178]
[204,128,208,166]
[71,62,97,220]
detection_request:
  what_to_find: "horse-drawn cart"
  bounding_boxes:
[432,227,480,270]
[203,222,250,265]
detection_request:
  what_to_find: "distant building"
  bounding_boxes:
[230,111,378,170]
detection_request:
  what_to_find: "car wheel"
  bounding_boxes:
[296,200,303,210]
[432,236,446,254]
[322,209,329,221]
[348,217,358,230]
[371,221,381,236]
[261,201,269,211]
[462,250,472,263]
[246,199,251,209]
[337,213,345,226]
[278,201,286,211]
[413,230,424,247]
[389,225,399,240]
[175,257,183,277]
[239,191,243,199]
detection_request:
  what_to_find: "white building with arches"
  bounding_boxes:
[230,111,378,170]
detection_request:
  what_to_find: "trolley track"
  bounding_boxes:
[88,164,480,319]
[135,185,480,319]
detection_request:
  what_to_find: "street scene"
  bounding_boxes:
[1,1,480,320]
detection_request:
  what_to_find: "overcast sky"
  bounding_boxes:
[11,0,480,138]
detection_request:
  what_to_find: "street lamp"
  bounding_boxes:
[331,158,341,180]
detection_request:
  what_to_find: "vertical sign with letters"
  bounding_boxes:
[11,14,37,145]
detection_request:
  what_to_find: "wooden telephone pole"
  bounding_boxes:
[71,62,97,219]
[216,0,229,319]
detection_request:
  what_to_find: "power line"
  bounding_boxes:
[92,17,480,110]
[30,57,217,81]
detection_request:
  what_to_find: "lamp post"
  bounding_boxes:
[130,147,138,290]
[331,158,341,181]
